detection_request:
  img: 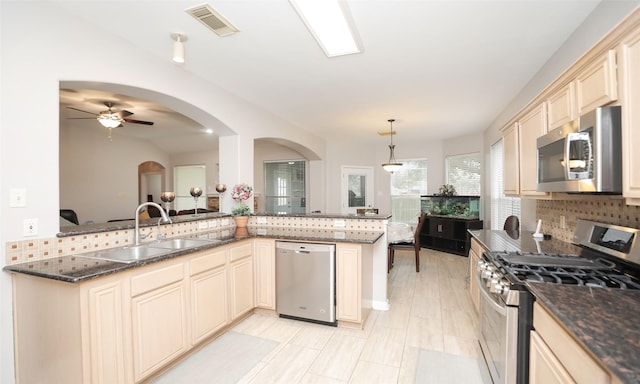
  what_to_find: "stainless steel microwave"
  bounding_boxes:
[536,106,622,193]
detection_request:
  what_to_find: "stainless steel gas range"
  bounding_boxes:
[475,219,640,384]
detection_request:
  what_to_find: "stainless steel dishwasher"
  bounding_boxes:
[276,241,336,326]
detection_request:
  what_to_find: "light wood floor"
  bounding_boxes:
[165,248,480,383]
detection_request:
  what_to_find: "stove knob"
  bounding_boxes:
[489,278,500,292]
[481,265,495,279]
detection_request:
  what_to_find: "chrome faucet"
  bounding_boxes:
[135,202,172,245]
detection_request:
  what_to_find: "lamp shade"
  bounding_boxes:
[381,119,403,173]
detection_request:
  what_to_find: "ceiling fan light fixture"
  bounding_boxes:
[382,119,403,173]
[97,113,122,128]
[171,33,187,63]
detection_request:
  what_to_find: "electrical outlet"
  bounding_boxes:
[333,220,346,228]
[257,217,267,224]
[23,218,38,236]
[221,219,230,226]
[209,220,218,228]
[198,221,208,230]
[10,188,27,207]
[334,231,346,240]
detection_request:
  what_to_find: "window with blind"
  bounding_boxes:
[264,160,306,214]
[390,159,428,224]
[490,140,521,229]
[446,152,481,195]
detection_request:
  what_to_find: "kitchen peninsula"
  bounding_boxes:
[4,212,389,384]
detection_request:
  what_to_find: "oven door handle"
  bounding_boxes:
[476,273,507,316]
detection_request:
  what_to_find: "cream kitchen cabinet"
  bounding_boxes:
[228,240,254,320]
[620,27,640,204]
[253,238,276,310]
[547,82,576,130]
[502,122,520,196]
[530,303,610,384]
[12,273,130,384]
[336,243,362,324]
[130,262,188,382]
[468,237,486,313]
[576,50,618,116]
[518,103,549,198]
[189,248,228,344]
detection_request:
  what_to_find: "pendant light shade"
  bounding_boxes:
[382,119,403,173]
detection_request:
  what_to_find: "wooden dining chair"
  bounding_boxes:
[388,213,428,273]
[503,215,520,231]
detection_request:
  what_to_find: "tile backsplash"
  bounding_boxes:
[536,196,640,242]
[5,215,388,265]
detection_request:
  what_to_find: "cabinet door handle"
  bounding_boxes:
[437,224,443,232]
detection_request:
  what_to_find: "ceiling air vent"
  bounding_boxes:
[186,4,239,37]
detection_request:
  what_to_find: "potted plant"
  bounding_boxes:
[231,183,252,228]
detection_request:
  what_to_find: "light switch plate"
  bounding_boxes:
[257,217,267,224]
[333,220,346,228]
[198,221,208,230]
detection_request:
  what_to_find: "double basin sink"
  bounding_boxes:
[82,238,221,264]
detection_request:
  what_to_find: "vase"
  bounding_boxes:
[234,216,249,228]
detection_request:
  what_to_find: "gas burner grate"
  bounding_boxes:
[487,250,640,290]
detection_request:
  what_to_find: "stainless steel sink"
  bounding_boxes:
[81,245,173,264]
[150,238,220,250]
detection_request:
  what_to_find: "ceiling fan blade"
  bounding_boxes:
[67,117,98,120]
[123,118,154,126]
[67,106,97,116]
[117,110,134,118]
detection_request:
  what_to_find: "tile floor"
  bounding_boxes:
[159,248,480,383]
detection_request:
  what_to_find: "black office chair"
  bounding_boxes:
[60,209,79,225]
[388,213,427,273]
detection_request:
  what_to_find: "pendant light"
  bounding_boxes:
[382,119,403,173]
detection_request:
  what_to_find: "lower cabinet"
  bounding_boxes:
[336,243,362,324]
[253,238,276,310]
[189,249,228,345]
[130,263,188,382]
[530,303,610,384]
[229,241,254,320]
[468,237,486,313]
[421,216,483,256]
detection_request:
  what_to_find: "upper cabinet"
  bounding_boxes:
[518,104,549,198]
[502,123,520,196]
[547,50,618,131]
[546,83,575,130]
[620,27,640,203]
[576,50,618,115]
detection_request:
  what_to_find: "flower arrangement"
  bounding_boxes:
[231,183,253,216]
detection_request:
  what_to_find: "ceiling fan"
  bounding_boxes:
[67,101,154,128]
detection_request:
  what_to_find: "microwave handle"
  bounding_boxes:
[564,134,572,179]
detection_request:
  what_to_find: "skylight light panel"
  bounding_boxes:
[290,0,362,57]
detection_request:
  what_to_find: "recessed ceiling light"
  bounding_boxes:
[289,0,362,57]
[205,128,214,134]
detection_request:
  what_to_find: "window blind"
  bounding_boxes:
[446,152,481,195]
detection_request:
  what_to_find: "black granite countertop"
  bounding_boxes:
[469,229,583,255]
[469,229,640,384]
[527,283,640,384]
[5,227,384,283]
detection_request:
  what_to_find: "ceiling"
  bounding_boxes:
[55,0,602,153]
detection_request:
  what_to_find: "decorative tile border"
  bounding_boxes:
[5,216,388,265]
